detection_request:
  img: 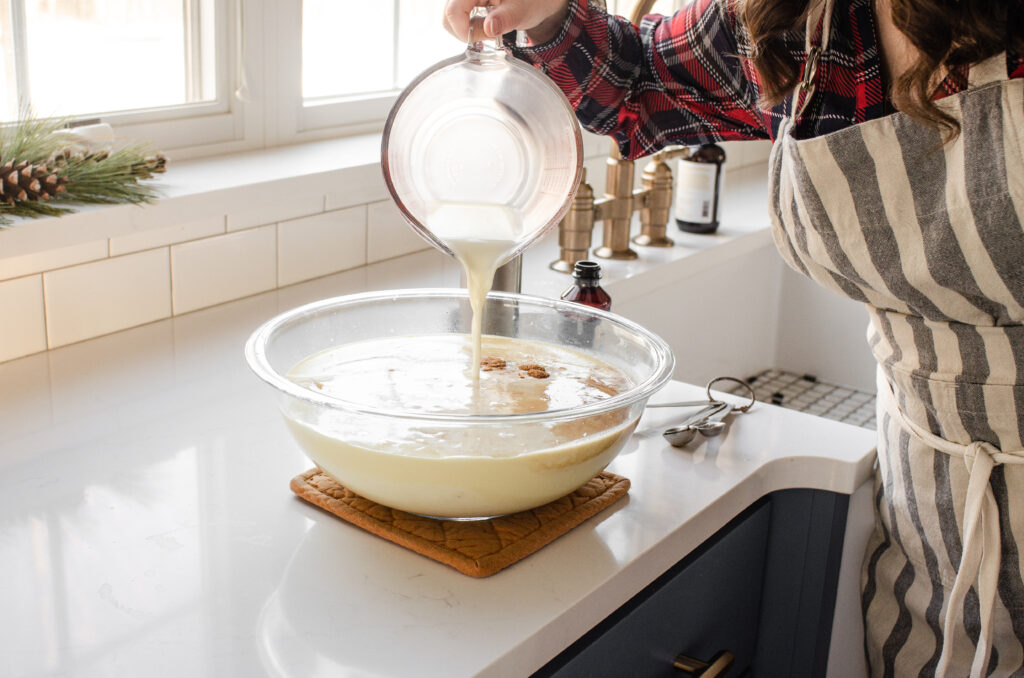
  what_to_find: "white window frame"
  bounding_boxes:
[265,1,412,148]
[267,0,689,147]
[107,0,254,156]
[2,0,265,159]
[3,0,688,160]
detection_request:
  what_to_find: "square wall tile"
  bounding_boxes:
[44,249,172,348]
[0,275,46,362]
[277,207,366,287]
[366,200,429,264]
[109,215,226,256]
[171,225,277,314]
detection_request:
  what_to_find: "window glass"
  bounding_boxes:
[0,0,686,154]
[302,0,394,99]
[2,0,216,121]
[303,0,457,102]
[0,13,14,117]
[395,0,461,87]
[301,0,679,104]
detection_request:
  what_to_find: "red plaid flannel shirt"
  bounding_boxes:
[509,0,1024,160]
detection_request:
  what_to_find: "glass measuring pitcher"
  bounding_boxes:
[381,6,583,264]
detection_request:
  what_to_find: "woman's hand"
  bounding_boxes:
[443,0,571,45]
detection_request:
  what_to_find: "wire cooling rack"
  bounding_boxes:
[722,368,876,429]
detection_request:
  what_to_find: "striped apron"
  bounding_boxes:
[768,2,1024,675]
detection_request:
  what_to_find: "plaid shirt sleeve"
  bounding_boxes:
[509,0,771,159]
[510,0,1024,160]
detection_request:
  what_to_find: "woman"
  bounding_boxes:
[443,0,1024,675]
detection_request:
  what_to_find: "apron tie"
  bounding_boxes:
[883,380,1024,678]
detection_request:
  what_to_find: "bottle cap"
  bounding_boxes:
[573,260,602,280]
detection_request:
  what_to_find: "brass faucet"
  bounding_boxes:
[550,143,692,272]
[549,0,694,274]
[552,0,704,274]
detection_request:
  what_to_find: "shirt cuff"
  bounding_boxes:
[504,0,593,67]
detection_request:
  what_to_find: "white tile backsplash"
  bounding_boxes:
[171,225,277,314]
[109,215,226,256]
[43,249,172,348]
[0,275,46,362]
[366,200,430,263]
[0,239,108,282]
[277,207,367,287]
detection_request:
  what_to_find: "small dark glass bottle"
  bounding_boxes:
[560,260,612,311]
[674,143,726,234]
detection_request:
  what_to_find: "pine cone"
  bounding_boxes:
[0,160,68,205]
[130,153,167,180]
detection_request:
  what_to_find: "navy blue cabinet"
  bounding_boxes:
[534,489,849,678]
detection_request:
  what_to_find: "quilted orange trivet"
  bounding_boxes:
[290,469,630,577]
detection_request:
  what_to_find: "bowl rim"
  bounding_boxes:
[244,288,675,423]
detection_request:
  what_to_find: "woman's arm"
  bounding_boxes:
[445,0,773,159]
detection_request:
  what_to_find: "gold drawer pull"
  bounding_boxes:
[673,650,734,676]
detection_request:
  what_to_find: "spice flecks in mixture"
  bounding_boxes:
[480,357,507,371]
[519,363,549,379]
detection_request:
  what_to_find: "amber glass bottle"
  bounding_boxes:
[560,260,612,311]
[674,143,726,234]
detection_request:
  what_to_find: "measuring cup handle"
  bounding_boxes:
[467,6,506,60]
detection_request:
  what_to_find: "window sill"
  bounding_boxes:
[0,131,766,264]
[0,131,770,363]
[0,132,390,263]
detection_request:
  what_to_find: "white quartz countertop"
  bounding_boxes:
[0,163,877,678]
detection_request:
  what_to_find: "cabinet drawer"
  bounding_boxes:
[537,502,770,677]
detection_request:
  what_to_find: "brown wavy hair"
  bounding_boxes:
[741,0,1023,136]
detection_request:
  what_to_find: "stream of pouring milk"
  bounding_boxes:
[426,202,521,395]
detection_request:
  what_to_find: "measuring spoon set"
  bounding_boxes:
[646,377,757,448]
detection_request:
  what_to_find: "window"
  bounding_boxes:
[0,0,682,159]
[290,0,681,143]
[1,0,236,156]
[2,0,215,117]
[302,0,453,101]
[282,0,460,143]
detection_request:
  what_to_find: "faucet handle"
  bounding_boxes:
[650,145,692,164]
[549,168,597,273]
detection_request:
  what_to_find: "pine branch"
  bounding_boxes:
[0,114,166,226]
[0,116,68,165]
[56,147,163,205]
[0,200,72,221]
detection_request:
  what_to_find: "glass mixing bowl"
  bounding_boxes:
[381,7,583,262]
[245,289,674,519]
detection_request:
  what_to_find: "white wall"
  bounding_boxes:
[618,241,782,386]
[617,240,875,392]
[775,266,875,392]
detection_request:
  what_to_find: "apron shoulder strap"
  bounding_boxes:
[790,0,837,119]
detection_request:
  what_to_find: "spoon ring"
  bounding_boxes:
[705,376,756,413]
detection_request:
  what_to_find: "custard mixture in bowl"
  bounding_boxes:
[245,290,673,519]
